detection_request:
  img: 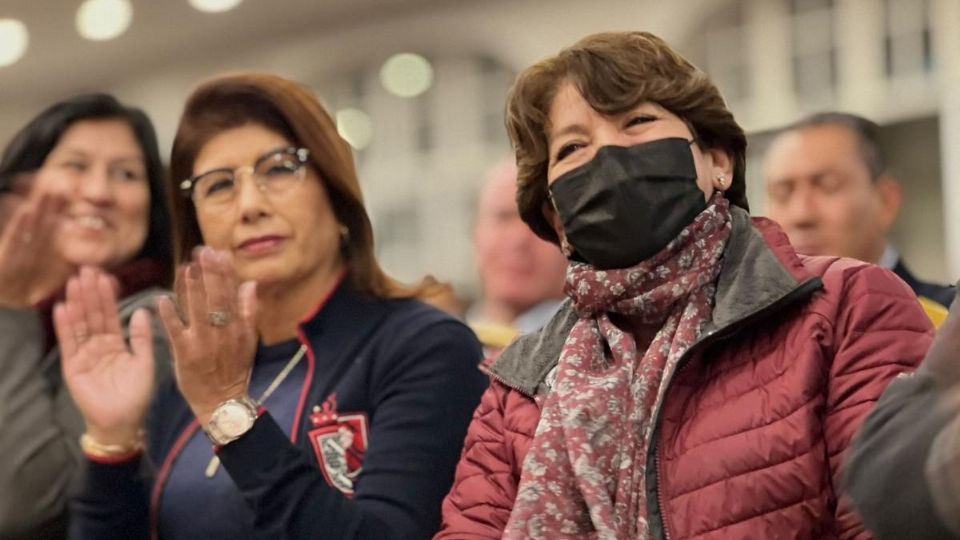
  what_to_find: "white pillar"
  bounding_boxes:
[835,0,886,111]
[932,0,960,279]
[745,0,795,130]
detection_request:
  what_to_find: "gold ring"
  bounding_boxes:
[206,311,231,327]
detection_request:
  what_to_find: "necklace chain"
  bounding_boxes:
[205,343,308,479]
[255,344,307,405]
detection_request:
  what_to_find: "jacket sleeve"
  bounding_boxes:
[217,319,487,540]
[825,264,934,539]
[67,300,171,540]
[0,308,80,540]
[925,396,960,536]
[844,273,960,540]
[68,457,152,540]
[435,380,520,539]
[843,369,960,540]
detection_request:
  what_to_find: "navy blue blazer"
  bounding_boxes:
[69,277,487,540]
[893,259,955,308]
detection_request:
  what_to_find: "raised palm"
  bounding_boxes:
[55,267,154,443]
[0,190,70,309]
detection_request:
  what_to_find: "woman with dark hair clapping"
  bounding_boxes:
[0,94,173,539]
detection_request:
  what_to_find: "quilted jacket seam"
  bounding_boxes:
[676,353,812,417]
[669,439,819,499]
[686,492,824,537]
[671,389,818,455]
[833,358,927,380]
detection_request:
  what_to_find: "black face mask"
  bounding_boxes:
[549,137,708,270]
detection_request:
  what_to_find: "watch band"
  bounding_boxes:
[204,395,259,446]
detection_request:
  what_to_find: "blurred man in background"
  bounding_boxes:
[763,112,954,317]
[468,160,567,352]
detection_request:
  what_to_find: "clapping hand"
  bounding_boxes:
[0,186,68,309]
[54,267,155,446]
[157,247,259,425]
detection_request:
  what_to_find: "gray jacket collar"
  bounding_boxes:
[488,207,822,398]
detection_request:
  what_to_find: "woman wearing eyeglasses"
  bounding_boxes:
[55,73,487,540]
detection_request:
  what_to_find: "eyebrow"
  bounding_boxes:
[768,168,838,187]
[548,125,591,157]
[194,146,293,178]
[55,148,144,164]
[252,146,296,167]
[550,124,589,141]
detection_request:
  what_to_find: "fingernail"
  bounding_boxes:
[192,245,204,260]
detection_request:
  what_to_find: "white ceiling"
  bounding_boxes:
[0,0,465,105]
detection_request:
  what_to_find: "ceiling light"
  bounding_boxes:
[336,108,374,150]
[0,19,28,68]
[76,0,133,41]
[379,53,434,98]
[189,0,243,13]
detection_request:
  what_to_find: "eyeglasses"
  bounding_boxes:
[180,147,310,208]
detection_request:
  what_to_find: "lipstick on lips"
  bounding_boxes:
[238,235,286,256]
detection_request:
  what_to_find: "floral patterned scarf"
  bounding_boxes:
[504,195,732,539]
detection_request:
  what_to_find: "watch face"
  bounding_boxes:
[217,402,255,438]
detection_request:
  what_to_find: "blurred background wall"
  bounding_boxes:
[1,0,958,300]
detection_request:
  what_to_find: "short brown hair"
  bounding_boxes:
[506,31,748,244]
[169,72,421,299]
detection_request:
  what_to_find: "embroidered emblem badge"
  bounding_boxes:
[308,394,368,496]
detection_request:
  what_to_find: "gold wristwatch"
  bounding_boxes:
[204,396,259,446]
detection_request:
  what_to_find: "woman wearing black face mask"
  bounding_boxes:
[436,31,934,540]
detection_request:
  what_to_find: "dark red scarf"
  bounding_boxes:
[35,258,167,352]
[505,195,732,539]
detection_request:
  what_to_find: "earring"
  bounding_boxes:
[338,224,350,244]
[561,240,573,258]
[715,173,727,189]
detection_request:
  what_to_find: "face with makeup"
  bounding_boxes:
[189,123,344,289]
[38,119,150,269]
[544,82,733,249]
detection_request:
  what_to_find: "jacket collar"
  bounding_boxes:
[296,273,390,383]
[489,207,823,397]
[298,274,387,352]
[288,273,391,441]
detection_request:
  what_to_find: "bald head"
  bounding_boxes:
[477,161,518,215]
[474,159,566,325]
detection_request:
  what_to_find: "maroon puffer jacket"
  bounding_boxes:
[438,213,933,540]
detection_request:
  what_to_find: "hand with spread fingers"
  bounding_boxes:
[54,267,155,447]
[0,172,31,230]
[0,188,70,309]
[157,246,259,425]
